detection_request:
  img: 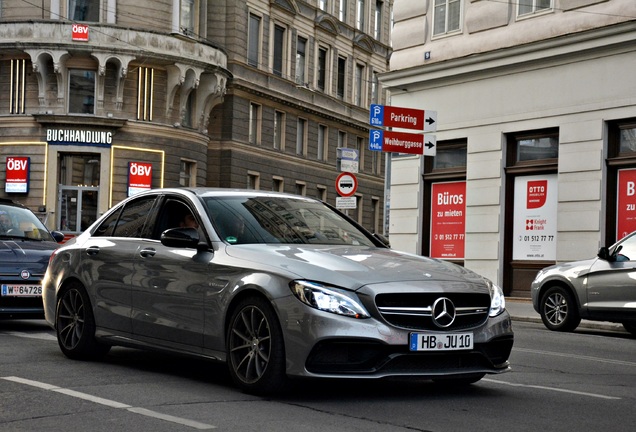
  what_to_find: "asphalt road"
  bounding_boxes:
[0,318,634,431]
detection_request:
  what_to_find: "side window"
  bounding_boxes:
[93,207,122,237]
[154,198,204,241]
[109,197,157,238]
[615,235,636,262]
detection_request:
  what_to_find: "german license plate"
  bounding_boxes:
[409,332,473,351]
[1,284,42,297]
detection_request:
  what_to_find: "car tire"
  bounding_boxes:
[622,322,636,336]
[432,373,486,386]
[227,296,287,395]
[540,286,581,332]
[55,282,110,360]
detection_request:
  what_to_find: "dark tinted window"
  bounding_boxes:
[96,196,157,238]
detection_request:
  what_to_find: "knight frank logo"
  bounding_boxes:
[526,219,547,231]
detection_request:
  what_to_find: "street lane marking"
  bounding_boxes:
[514,347,636,368]
[1,376,216,429]
[483,378,621,400]
[3,331,57,341]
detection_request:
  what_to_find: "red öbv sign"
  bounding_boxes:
[72,24,89,41]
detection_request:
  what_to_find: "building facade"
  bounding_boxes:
[381,0,636,296]
[0,0,391,237]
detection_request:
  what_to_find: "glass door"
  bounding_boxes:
[57,153,100,234]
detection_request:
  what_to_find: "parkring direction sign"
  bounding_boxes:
[369,104,437,132]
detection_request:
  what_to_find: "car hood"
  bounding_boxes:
[224,244,490,291]
[0,239,59,264]
[537,257,597,280]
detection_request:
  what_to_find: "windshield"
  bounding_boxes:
[0,204,55,241]
[204,196,375,246]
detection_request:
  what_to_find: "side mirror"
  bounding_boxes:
[161,227,200,249]
[598,246,610,260]
[51,230,65,243]
[373,233,391,248]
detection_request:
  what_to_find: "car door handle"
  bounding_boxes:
[86,246,100,256]
[139,248,156,258]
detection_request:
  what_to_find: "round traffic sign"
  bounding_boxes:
[335,172,358,197]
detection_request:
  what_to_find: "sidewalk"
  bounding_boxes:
[505,297,627,333]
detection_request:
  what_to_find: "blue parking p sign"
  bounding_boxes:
[369,104,384,127]
[369,130,383,151]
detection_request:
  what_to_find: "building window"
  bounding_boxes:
[247,171,260,190]
[433,0,461,36]
[69,0,99,21]
[68,69,95,114]
[338,130,347,148]
[354,63,365,106]
[295,182,306,196]
[339,0,347,22]
[518,0,552,17]
[516,134,559,162]
[297,118,307,156]
[371,71,379,104]
[337,56,346,99]
[371,146,381,174]
[248,14,261,67]
[182,92,195,128]
[249,103,261,145]
[180,0,196,35]
[371,197,380,234]
[9,59,26,115]
[356,136,365,172]
[319,0,328,11]
[296,37,307,85]
[356,0,365,31]
[318,125,328,161]
[374,1,383,40]
[317,47,328,92]
[272,24,286,77]
[272,176,284,192]
[274,111,285,150]
[137,67,154,121]
[179,160,196,187]
[317,185,327,202]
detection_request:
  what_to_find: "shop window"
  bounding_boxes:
[606,119,636,244]
[137,67,154,121]
[9,59,26,114]
[248,14,261,68]
[433,0,462,36]
[504,128,559,297]
[423,139,467,262]
[69,0,100,22]
[68,69,95,114]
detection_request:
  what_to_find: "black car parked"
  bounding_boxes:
[0,198,64,319]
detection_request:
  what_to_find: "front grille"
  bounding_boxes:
[375,293,490,331]
[305,336,513,375]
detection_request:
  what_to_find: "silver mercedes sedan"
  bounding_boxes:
[43,188,513,394]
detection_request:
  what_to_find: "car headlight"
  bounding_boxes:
[487,280,506,317]
[290,280,370,319]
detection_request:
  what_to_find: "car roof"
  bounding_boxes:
[0,198,29,210]
[134,188,319,201]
